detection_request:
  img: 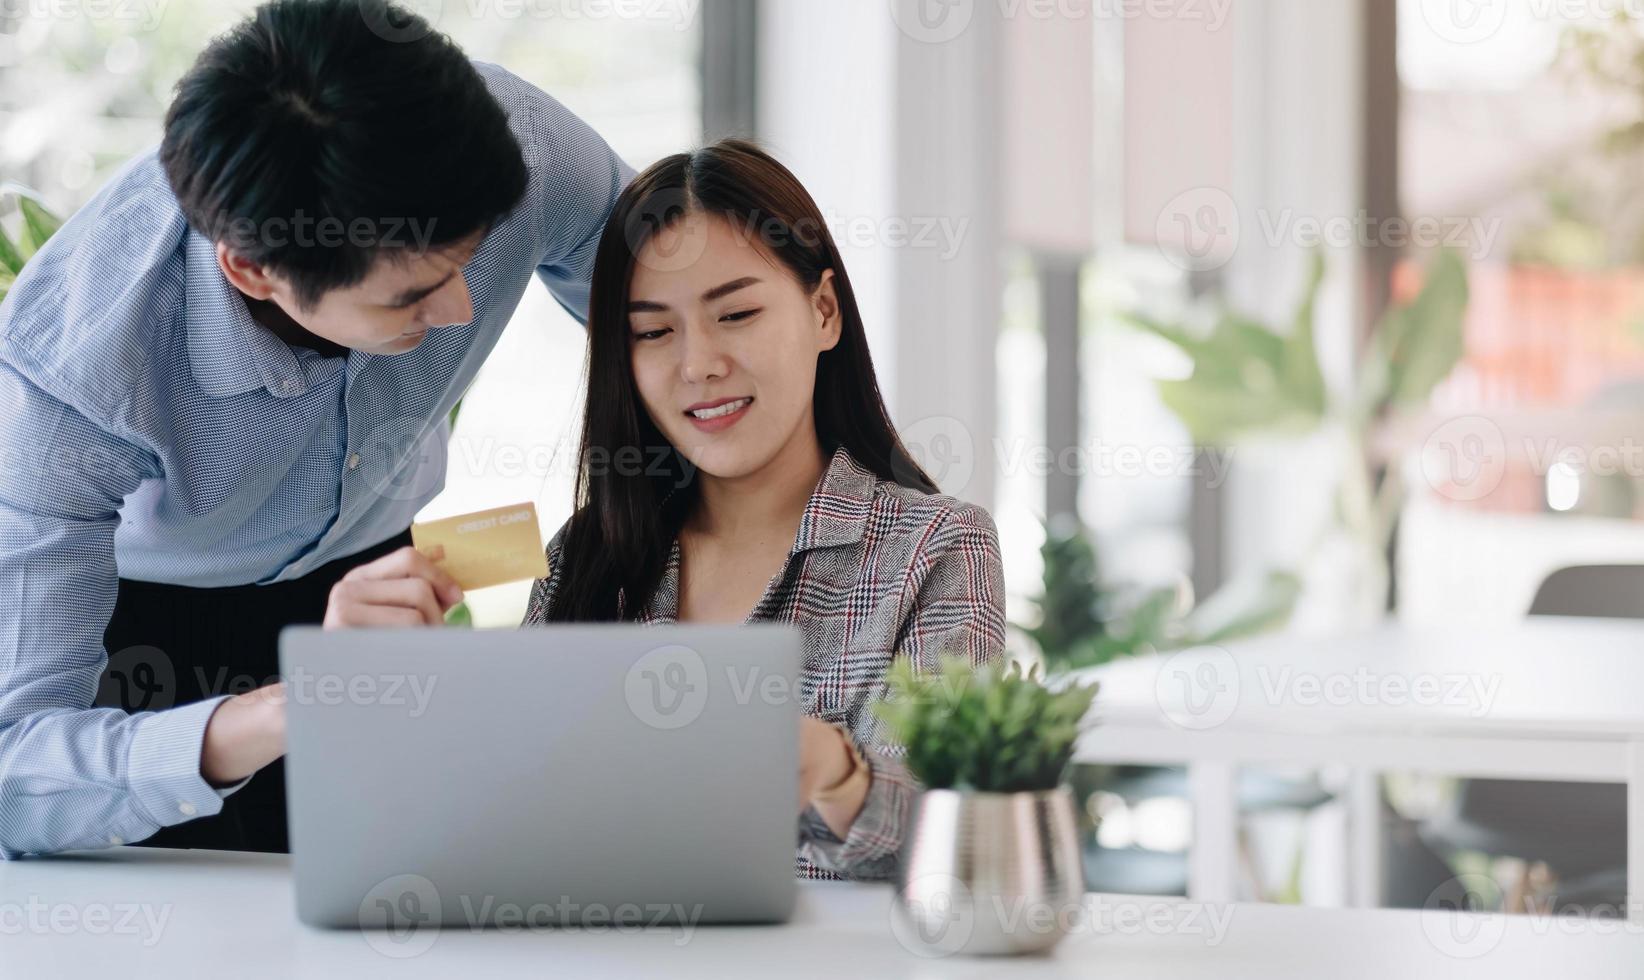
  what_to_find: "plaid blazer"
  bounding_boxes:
[523,447,1006,880]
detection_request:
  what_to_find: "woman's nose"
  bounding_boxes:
[679,325,730,383]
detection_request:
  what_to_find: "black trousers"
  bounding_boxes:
[97,530,412,853]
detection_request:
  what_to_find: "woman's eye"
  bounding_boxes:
[720,308,760,323]
[632,327,671,342]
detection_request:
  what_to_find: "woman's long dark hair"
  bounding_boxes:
[547,139,937,622]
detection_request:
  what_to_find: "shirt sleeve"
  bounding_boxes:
[512,74,635,324]
[798,504,1008,878]
[0,357,240,859]
[522,521,569,625]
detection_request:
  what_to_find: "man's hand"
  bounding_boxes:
[323,545,464,629]
[194,546,465,794]
[200,682,288,787]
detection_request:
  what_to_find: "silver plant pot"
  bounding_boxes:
[894,786,1086,957]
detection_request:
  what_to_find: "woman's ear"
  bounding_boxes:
[812,269,842,353]
[215,241,280,301]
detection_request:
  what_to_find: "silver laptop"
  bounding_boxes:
[279,624,801,929]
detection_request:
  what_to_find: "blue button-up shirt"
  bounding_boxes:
[0,62,633,857]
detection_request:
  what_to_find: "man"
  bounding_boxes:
[0,0,632,856]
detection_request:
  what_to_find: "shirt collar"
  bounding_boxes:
[791,446,877,553]
[640,446,878,624]
[185,230,311,399]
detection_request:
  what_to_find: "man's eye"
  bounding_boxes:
[720,308,760,323]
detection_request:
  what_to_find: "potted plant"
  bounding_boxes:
[1124,248,1469,621]
[874,656,1099,956]
[1022,513,1303,673]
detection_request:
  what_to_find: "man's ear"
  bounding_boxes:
[215,241,279,301]
[813,269,842,353]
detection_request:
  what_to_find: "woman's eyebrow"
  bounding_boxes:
[627,276,763,314]
[701,276,761,302]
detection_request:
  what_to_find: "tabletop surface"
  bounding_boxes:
[5,847,1643,978]
[1083,617,1644,738]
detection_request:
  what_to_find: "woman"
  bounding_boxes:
[326,140,1006,880]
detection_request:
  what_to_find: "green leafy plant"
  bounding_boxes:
[1124,249,1469,614]
[0,185,64,305]
[443,599,473,627]
[1130,255,1330,448]
[1021,514,1301,672]
[1021,515,1109,659]
[873,656,1099,794]
[1021,515,1178,671]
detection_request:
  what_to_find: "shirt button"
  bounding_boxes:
[347,453,361,470]
[178,801,197,816]
[109,835,124,846]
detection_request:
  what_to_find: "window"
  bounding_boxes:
[1393,2,1644,623]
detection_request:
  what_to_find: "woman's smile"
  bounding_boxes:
[684,395,754,433]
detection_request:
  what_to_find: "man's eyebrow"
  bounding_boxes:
[627,277,763,314]
[385,270,456,309]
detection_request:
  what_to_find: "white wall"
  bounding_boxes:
[758,0,1003,509]
[1222,0,1367,624]
[756,0,898,412]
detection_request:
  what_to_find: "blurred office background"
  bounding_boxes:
[7,0,1644,914]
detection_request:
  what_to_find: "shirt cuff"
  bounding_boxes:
[799,747,916,879]
[126,697,245,828]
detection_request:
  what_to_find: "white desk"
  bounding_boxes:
[4,847,1642,978]
[1074,617,1644,917]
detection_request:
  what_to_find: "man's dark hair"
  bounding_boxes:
[160,0,528,309]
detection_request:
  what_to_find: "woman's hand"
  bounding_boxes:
[799,716,870,837]
[323,545,464,629]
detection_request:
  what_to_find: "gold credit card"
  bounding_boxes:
[411,502,549,592]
